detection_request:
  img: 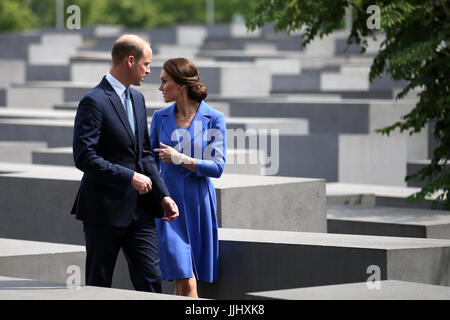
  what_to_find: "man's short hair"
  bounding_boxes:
[111,35,150,66]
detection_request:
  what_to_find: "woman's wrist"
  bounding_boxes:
[173,152,185,165]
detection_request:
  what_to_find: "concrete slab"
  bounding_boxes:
[255,58,302,75]
[207,23,261,39]
[156,44,200,60]
[223,99,370,134]
[28,34,82,66]
[338,133,408,186]
[28,44,78,66]
[0,119,73,147]
[0,114,308,153]
[223,149,264,175]
[0,141,47,163]
[0,108,75,120]
[0,60,26,87]
[326,182,442,209]
[32,147,74,166]
[321,71,370,91]
[226,117,308,135]
[53,101,172,116]
[0,89,5,107]
[0,238,85,284]
[201,34,304,52]
[328,204,450,239]
[0,164,326,235]
[71,58,271,97]
[406,160,449,188]
[198,228,450,299]
[0,276,198,300]
[214,174,326,232]
[175,25,207,46]
[0,119,327,180]
[247,280,450,300]
[31,147,263,175]
[0,32,41,60]
[26,65,71,82]
[335,36,383,55]
[7,82,162,109]
[8,83,64,109]
[369,102,428,162]
[0,163,326,292]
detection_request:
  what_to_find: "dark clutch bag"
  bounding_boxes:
[138,190,164,218]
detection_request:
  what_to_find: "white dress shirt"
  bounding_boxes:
[105,72,131,111]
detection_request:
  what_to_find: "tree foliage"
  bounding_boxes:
[0,0,260,31]
[248,0,450,209]
[0,0,36,31]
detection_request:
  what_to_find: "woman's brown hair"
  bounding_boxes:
[162,58,207,102]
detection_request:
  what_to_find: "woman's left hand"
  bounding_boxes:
[154,142,180,164]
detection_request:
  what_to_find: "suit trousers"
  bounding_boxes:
[83,213,162,293]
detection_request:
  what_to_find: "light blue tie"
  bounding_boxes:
[124,88,135,135]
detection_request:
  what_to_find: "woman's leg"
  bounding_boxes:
[175,272,198,297]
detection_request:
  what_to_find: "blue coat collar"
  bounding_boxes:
[159,101,212,147]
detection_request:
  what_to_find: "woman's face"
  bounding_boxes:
[159,69,182,103]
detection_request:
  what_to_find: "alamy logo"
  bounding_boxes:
[366,5,381,30]
[169,121,280,175]
[55,0,81,30]
[66,265,81,289]
[66,5,81,30]
[366,265,381,290]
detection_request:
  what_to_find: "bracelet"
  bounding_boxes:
[174,154,185,165]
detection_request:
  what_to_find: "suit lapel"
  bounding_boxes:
[101,77,137,146]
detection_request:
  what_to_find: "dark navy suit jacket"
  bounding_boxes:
[71,76,170,227]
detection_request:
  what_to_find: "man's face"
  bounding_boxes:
[131,45,152,86]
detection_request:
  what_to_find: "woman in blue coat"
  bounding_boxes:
[150,58,226,297]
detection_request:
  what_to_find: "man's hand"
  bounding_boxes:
[131,172,152,194]
[161,196,179,222]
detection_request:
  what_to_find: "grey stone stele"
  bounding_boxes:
[0,238,85,284]
[326,182,439,209]
[7,82,162,109]
[197,228,450,299]
[407,160,450,188]
[71,58,272,96]
[247,280,450,300]
[30,147,264,175]
[0,119,73,148]
[0,117,340,181]
[327,204,450,239]
[0,276,199,300]
[0,25,443,301]
[0,163,327,236]
[0,141,47,164]
[0,107,75,120]
[0,163,326,297]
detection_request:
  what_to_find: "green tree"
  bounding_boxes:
[85,0,160,28]
[0,0,37,31]
[214,0,260,24]
[3,0,262,30]
[27,0,56,28]
[247,0,450,209]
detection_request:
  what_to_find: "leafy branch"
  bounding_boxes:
[247,0,450,209]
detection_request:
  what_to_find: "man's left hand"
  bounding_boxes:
[161,196,179,222]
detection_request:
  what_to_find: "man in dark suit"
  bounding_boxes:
[72,34,179,293]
